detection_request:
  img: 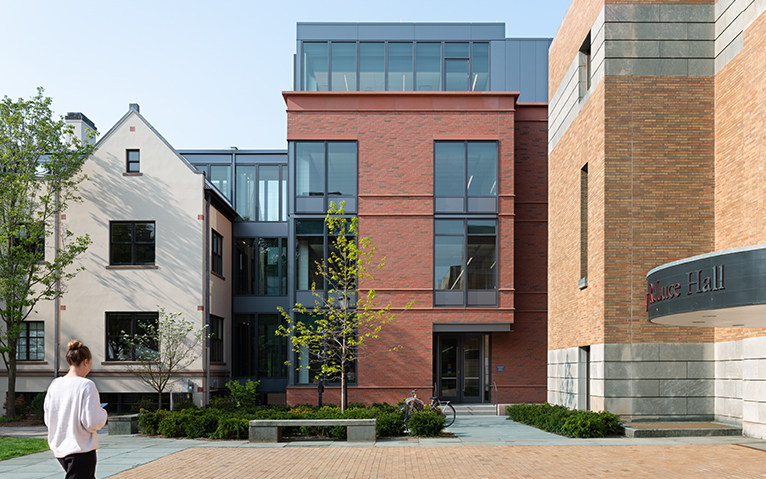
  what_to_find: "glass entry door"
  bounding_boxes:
[436,333,485,403]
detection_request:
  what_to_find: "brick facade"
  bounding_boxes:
[284,92,548,406]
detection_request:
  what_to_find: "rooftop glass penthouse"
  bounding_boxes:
[294,23,551,101]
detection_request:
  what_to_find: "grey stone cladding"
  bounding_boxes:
[549,2,765,152]
[548,338,766,439]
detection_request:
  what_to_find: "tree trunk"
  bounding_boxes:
[341,368,347,412]
[158,390,163,411]
[6,353,17,418]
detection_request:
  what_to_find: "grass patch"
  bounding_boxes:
[0,437,49,461]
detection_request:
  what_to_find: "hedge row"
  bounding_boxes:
[138,403,417,440]
[506,403,623,438]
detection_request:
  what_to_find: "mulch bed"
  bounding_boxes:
[0,418,45,427]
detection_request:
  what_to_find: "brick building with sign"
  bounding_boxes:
[547,0,766,437]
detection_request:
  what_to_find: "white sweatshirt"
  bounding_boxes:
[44,376,108,458]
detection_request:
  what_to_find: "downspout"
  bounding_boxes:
[53,192,60,378]
[204,195,211,405]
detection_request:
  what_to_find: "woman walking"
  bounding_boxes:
[44,340,108,479]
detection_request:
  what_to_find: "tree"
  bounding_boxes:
[278,202,414,412]
[0,88,95,418]
[121,308,208,410]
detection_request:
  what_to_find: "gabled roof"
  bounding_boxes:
[95,105,235,213]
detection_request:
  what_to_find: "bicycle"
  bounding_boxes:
[397,389,456,428]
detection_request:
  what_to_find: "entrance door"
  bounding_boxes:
[436,334,485,403]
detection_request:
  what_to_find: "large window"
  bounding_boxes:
[293,313,357,385]
[16,322,44,361]
[434,219,497,307]
[295,220,355,291]
[210,165,231,200]
[295,141,357,213]
[233,314,287,378]
[434,141,498,214]
[301,41,489,92]
[212,230,223,276]
[258,238,287,295]
[106,312,158,361]
[235,165,256,221]
[258,165,287,222]
[110,222,155,265]
[210,315,224,363]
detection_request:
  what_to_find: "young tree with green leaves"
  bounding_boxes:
[278,202,414,412]
[121,308,208,410]
[0,88,95,418]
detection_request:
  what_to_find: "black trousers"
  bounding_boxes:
[57,449,97,479]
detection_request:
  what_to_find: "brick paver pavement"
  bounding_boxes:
[109,444,766,478]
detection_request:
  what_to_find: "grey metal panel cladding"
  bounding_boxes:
[467,197,497,213]
[490,40,506,91]
[357,24,416,40]
[519,41,538,102]
[535,40,551,102]
[647,247,766,320]
[296,197,324,214]
[414,24,473,40]
[298,23,359,40]
[467,290,497,307]
[435,290,464,306]
[505,40,522,94]
[435,197,465,213]
[470,24,506,40]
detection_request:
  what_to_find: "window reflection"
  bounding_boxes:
[304,42,328,91]
[331,43,357,91]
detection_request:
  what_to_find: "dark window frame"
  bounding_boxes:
[105,312,159,361]
[109,221,156,266]
[210,315,224,363]
[16,321,44,361]
[295,219,355,292]
[212,230,223,276]
[257,164,288,222]
[433,218,498,308]
[434,140,499,214]
[257,237,288,296]
[126,150,140,173]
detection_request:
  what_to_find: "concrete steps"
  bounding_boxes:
[452,404,499,416]
[623,422,743,438]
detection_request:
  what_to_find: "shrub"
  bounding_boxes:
[173,400,198,411]
[157,413,191,438]
[376,411,405,437]
[131,397,157,414]
[226,379,260,408]
[211,418,249,439]
[138,409,170,436]
[184,410,220,438]
[347,402,366,409]
[407,409,446,437]
[371,402,397,414]
[30,392,45,420]
[506,403,624,438]
[3,394,30,419]
[209,396,236,411]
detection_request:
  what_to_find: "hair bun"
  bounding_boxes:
[67,339,83,351]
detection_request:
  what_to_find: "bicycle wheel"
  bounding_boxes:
[436,402,456,427]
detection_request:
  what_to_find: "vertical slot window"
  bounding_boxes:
[416,43,441,91]
[331,43,357,91]
[303,42,328,91]
[359,43,384,91]
[387,43,413,91]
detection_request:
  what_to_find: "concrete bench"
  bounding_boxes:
[108,414,139,435]
[249,419,376,443]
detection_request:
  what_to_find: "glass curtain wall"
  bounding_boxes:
[296,220,324,290]
[387,43,413,91]
[257,238,287,295]
[331,43,357,91]
[304,43,329,91]
[235,165,256,221]
[360,43,385,91]
[258,165,280,221]
[209,165,231,200]
[416,43,441,91]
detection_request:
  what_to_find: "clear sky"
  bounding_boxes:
[1,0,571,150]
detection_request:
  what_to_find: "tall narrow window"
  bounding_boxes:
[579,33,592,99]
[331,43,357,91]
[212,230,223,276]
[296,220,324,290]
[303,42,328,91]
[235,238,256,295]
[472,43,489,91]
[445,43,470,91]
[210,315,224,363]
[16,322,44,361]
[258,314,288,377]
[258,238,287,295]
[388,43,413,91]
[126,150,140,173]
[235,165,256,221]
[258,165,281,221]
[580,164,588,289]
[360,43,385,91]
[416,43,441,91]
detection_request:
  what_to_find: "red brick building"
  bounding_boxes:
[284,95,548,406]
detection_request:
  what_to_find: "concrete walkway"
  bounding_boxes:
[1,417,765,478]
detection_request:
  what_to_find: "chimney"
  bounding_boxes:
[65,112,97,146]
[129,103,140,113]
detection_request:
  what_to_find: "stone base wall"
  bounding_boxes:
[549,339,766,438]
